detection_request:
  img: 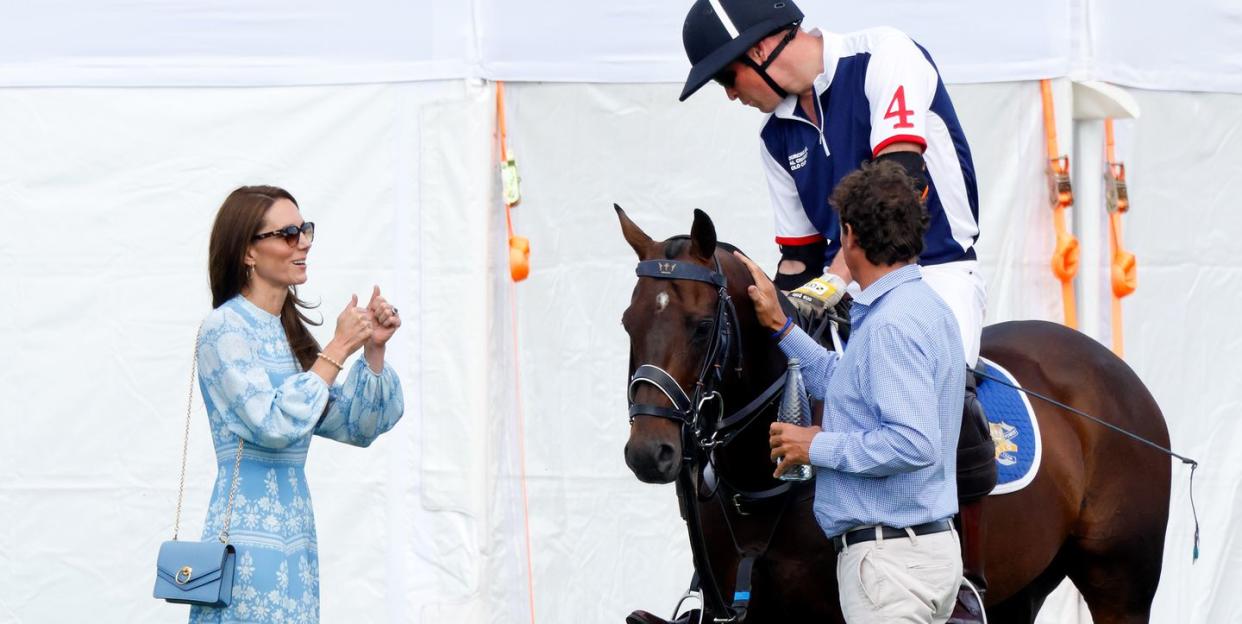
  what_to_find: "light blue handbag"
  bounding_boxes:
[154,539,237,606]
[153,327,244,607]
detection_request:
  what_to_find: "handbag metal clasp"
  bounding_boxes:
[175,566,193,585]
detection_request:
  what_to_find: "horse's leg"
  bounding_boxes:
[1057,341,1169,624]
[1062,532,1164,624]
[985,557,1068,624]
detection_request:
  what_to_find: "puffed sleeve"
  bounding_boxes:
[315,358,404,447]
[197,310,329,449]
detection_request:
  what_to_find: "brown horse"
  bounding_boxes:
[618,206,1171,623]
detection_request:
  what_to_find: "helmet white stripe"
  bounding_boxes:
[707,0,740,38]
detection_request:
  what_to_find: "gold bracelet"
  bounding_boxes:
[317,352,344,371]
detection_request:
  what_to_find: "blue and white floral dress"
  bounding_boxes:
[189,295,403,624]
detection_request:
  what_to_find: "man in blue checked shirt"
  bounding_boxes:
[735,160,965,624]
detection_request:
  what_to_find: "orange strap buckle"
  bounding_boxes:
[497,81,530,282]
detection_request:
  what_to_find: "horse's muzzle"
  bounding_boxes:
[624,438,680,484]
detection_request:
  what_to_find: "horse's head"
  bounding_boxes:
[616,205,760,484]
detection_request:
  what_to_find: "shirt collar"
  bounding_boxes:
[853,264,922,307]
[770,26,842,121]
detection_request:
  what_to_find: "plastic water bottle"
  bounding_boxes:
[777,357,814,482]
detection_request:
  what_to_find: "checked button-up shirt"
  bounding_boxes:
[779,264,965,538]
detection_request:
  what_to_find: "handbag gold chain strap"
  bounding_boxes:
[172,324,244,544]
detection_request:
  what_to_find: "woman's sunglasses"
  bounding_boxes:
[253,222,315,246]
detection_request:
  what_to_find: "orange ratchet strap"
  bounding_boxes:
[1104,118,1137,356]
[495,83,538,624]
[497,81,530,282]
[1040,80,1080,329]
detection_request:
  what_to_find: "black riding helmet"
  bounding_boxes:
[679,0,804,101]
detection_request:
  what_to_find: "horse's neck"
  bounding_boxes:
[712,415,779,492]
[712,329,787,491]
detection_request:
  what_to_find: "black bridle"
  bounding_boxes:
[627,257,742,453]
[627,255,790,455]
[626,252,794,623]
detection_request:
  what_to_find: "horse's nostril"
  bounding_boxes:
[657,443,676,469]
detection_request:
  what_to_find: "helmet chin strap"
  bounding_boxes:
[741,24,800,100]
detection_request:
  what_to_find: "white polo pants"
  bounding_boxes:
[919,260,986,367]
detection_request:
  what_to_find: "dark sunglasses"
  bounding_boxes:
[253,221,315,246]
[715,24,800,91]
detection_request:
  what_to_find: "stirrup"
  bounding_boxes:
[672,589,703,624]
[948,577,987,624]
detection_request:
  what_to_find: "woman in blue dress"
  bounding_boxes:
[190,185,404,623]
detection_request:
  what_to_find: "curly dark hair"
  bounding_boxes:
[829,160,929,265]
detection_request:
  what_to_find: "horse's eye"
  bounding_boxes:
[692,319,714,340]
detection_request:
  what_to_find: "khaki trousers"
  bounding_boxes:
[835,526,963,624]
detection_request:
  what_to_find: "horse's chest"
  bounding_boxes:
[698,498,843,620]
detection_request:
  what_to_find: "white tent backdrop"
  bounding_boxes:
[2,0,1241,92]
[1,1,1240,623]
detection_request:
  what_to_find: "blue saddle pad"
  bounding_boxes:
[976,357,1042,495]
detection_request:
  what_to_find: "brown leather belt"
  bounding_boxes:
[831,519,953,553]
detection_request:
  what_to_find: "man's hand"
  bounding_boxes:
[787,273,846,318]
[733,251,788,333]
[770,422,822,478]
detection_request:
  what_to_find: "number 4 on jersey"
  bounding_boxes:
[884,86,915,129]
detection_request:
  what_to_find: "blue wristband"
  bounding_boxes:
[770,317,793,340]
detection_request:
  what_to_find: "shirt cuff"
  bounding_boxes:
[779,325,826,365]
[809,430,842,469]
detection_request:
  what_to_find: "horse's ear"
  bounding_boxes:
[689,209,717,261]
[615,204,655,258]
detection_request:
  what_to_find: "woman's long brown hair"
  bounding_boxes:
[208,185,322,371]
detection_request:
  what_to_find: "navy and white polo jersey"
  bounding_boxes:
[760,26,980,267]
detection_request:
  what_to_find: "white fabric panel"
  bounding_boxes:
[0,0,473,86]
[478,1,1072,85]
[1091,0,1242,94]
[956,80,1070,326]
[0,0,1072,87]
[0,81,528,623]
[1121,89,1242,623]
[6,0,1242,93]
[801,2,1072,84]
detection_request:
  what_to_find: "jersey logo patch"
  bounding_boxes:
[788,147,808,171]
